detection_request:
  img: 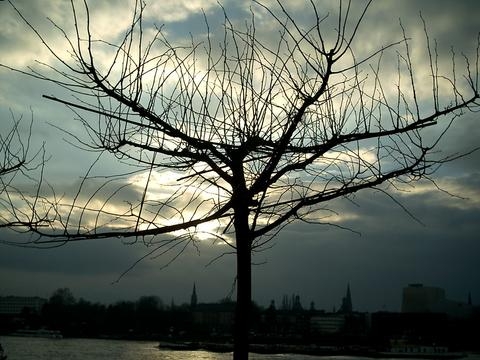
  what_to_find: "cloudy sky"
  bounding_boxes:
[0,0,479,312]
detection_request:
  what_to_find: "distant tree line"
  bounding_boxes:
[5,288,196,339]
[1,288,259,340]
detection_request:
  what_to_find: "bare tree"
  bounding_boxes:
[2,0,479,358]
[0,110,47,229]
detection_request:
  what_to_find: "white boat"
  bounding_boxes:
[378,339,466,359]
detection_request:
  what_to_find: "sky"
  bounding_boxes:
[0,0,479,313]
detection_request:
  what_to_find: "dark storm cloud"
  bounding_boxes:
[379,0,479,49]
[0,232,140,275]
[251,184,480,311]
[0,228,237,303]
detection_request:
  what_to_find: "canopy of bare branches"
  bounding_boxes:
[2,0,477,251]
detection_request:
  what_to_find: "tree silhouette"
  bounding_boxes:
[0,111,47,229]
[2,1,479,358]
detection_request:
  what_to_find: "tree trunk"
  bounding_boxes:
[234,224,251,360]
[232,186,252,360]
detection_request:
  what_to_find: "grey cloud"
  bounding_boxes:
[1,0,479,311]
[249,177,480,311]
[0,229,237,304]
[0,230,143,275]
[383,0,479,49]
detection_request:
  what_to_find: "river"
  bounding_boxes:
[0,336,337,360]
[1,336,479,360]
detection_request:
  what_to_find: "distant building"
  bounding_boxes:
[311,313,346,334]
[0,296,46,315]
[402,284,445,313]
[401,283,473,318]
[192,302,235,334]
[310,284,356,334]
[189,283,234,335]
[280,293,303,311]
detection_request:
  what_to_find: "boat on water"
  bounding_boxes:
[376,338,467,359]
[376,349,466,359]
[10,329,63,339]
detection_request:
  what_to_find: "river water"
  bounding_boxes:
[1,336,479,360]
[0,336,333,360]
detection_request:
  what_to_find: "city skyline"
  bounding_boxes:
[0,0,479,313]
[0,280,476,315]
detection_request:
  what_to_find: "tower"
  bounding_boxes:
[190,282,198,308]
[339,283,353,313]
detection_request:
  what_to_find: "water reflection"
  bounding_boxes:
[6,336,478,360]
[1,336,319,360]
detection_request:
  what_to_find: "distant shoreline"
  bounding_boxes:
[158,341,469,358]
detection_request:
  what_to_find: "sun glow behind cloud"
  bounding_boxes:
[127,168,232,242]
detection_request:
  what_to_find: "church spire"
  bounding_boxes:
[190,282,198,308]
[339,283,353,313]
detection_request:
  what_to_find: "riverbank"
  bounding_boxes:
[158,341,469,358]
